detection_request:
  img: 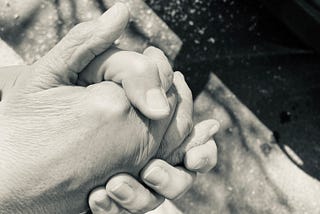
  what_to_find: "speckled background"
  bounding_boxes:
[1,0,320,213]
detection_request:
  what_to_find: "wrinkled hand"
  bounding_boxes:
[0,3,182,213]
[89,120,219,214]
[83,45,219,214]
[0,3,219,214]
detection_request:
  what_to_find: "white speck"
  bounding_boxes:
[198,27,205,35]
[114,39,120,46]
[189,8,196,14]
[208,37,216,44]
[146,22,152,28]
[284,144,304,166]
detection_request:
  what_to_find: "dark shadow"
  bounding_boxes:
[146,0,320,180]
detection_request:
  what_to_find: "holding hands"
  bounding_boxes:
[0,3,218,214]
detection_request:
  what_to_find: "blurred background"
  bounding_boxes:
[1,0,319,183]
[144,0,320,180]
[1,0,319,212]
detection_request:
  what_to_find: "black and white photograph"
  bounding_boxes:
[0,0,319,213]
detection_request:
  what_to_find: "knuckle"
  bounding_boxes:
[87,82,130,118]
[181,116,194,137]
[132,56,158,76]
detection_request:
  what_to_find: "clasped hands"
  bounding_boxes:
[0,3,218,214]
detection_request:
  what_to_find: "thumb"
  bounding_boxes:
[34,3,129,87]
[78,48,172,120]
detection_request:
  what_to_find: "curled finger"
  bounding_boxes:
[89,187,123,214]
[106,174,164,214]
[141,159,196,200]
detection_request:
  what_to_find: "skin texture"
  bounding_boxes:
[88,78,218,214]
[79,45,219,213]
[0,3,219,214]
[0,63,218,214]
[0,3,178,213]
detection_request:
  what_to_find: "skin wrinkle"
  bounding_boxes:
[156,84,193,160]
[125,107,152,171]
[129,86,177,172]
[0,4,206,211]
[33,62,73,88]
[38,21,95,84]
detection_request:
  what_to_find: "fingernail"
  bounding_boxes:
[103,2,125,19]
[144,46,164,55]
[193,158,209,170]
[146,88,170,114]
[109,182,134,201]
[107,2,120,15]
[143,166,168,186]
[93,199,112,212]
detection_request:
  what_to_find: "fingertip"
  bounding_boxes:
[173,71,185,80]
[103,2,130,21]
[89,187,119,213]
[124,87,170,120]
[141,160,195,200]
[106,173,164,213]
[143,46,174,92]
[143,46,165,56]
[172,71,193,100]
[208,119,220,136]
[145,88,171,119]
[184,139,218,173]
[193,119,220,137]
[115,2,131,22]
[88,187,108,207]
[98,2,130,33]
